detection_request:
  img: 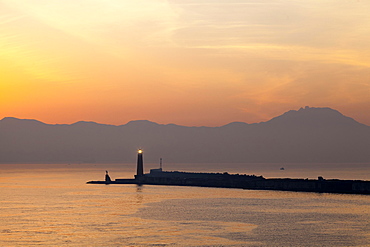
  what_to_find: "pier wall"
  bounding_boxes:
[88,174,370,195]
[132,176,370,194]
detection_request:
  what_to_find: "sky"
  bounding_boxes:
[1,0,370,127]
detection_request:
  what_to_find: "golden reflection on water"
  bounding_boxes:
[0,164,369,246]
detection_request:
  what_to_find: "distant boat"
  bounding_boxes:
[280,167,285,170]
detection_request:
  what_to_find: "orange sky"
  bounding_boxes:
[1,0,370,126]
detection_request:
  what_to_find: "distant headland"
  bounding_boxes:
[1,107,370,163]
[87,150,370,195]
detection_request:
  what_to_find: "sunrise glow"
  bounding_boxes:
[1,0,370,126]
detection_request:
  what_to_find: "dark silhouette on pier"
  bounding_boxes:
[105,170,111,183]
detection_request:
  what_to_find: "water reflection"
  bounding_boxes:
[136,185,143,192]
[0,164,369,246]
[136,185,143,204]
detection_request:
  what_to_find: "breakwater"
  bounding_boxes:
[87,170,370,195]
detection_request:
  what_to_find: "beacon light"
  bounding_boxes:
[138,149,143,154]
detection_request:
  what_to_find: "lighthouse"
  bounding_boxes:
[136,149,144,177]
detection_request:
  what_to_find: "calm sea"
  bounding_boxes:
[0,163,369,246]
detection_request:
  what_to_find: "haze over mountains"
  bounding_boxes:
[1,107,369,164]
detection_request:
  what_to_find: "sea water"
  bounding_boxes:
[0,163,369,246]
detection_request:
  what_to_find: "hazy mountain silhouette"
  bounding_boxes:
[1,107,369,164]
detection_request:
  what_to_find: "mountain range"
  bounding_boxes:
[1,107,369,163]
